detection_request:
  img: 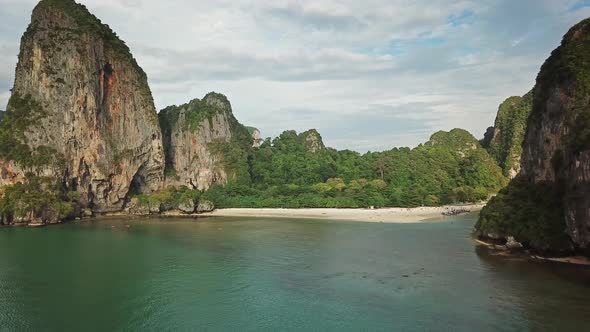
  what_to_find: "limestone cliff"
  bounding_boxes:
[159,92,252,190]
[0,0,165,212]
[483,92,533,178]
[477,18,590,254]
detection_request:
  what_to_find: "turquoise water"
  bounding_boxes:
[0,215,589,331]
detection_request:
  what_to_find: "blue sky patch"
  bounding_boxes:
[448,10,474,27]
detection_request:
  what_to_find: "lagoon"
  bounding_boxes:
[0,215,589,331]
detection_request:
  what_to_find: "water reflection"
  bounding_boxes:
[475,246,590,331]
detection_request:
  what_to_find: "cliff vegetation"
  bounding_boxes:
[482,93,533,177]
[476,17,590,254]
[0,175,78,225]
[0,93,59,168]
[200,128,506,208]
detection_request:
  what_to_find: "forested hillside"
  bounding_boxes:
[200,128,507,208]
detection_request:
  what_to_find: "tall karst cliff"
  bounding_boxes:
[0,0,165,212]
[482,92,533,178]
[159,92,253,190]
[477,18,590,254]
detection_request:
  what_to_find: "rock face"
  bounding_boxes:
[126,197,150,216]
[178,199,195,214]
[483,92,533,178]
[477,18,590,253]
[301,129,325,153]
[247,127,263,148]
[196,200,215,213]
[0,0,165,212]
[159,92,252,190]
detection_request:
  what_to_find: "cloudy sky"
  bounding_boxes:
[1,0,590,151]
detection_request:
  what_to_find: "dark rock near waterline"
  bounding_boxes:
[126,198,150,216]
[82,209,93,218]
[196,200,215,213]
[178,199,196,214]
[442,208,471,216]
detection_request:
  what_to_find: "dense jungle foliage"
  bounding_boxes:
[198,128,507,208]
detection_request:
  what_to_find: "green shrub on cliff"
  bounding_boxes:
[485,93,533,176]
[209,139,252,185]
[476,178,570,252]
[160,97,226,133]
[535,18,590,153]
[35,0,139,69]
[0,175,75,224]
[0,93,58,168]
[134,186,201,210]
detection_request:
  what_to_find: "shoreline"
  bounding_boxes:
[1,203,485,228]
[475,239,590,266]
[195,204,485,223]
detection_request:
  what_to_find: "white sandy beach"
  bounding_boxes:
[197,204,485,223]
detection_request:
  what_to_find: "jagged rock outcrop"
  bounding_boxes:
[477,18,590,254]
[196,200,215,213]
[247,127,263,148]
[301,129,324,153]
[178,199,196,214]
[159,92,252,190]
[483,92,533,178]
[0,0,165,212]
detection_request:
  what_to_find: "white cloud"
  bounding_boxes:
[0,0,588,151]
